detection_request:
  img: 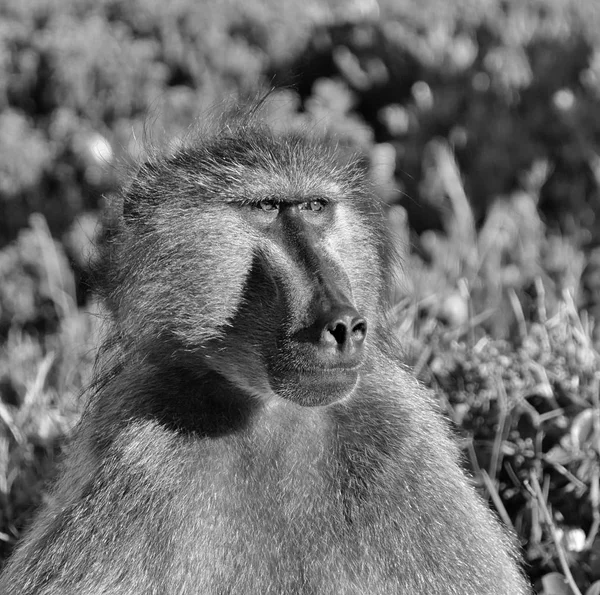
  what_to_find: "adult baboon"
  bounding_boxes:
[0,112,529,594]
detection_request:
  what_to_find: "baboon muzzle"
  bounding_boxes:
[316,305,367,362]
[320,308,367,350]
[274,205,368,369]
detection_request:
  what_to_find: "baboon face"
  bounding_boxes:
[212,195,373,407]
[115,128,384,407]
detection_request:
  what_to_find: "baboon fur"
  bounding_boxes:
[0,112,529,594]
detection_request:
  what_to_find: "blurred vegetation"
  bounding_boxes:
[2,0,600,593]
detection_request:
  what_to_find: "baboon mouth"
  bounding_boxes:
[302,367,359,380]
[305,361,361,371]
[270,367,360,406]
[281,364,362,382]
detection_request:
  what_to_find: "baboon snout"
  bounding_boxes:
[316,306,367,365]
[321,308,367,350]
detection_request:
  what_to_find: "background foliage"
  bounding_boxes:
[2,1,600,593]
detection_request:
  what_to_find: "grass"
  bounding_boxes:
[391,142,600,593]
[0,217,99,559]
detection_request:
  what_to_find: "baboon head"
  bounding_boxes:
[105,121,389,407]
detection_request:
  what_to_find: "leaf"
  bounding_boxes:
[571,409,595,451]
[541,572,573,595]
[545,444,573,466]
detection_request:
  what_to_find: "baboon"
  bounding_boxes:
[0,111,530,594]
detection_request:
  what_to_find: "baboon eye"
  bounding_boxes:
[300,200,326,212]
[257,199,279,212]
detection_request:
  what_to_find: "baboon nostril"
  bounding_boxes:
[351,318,367,343]
[330,322,348,345]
